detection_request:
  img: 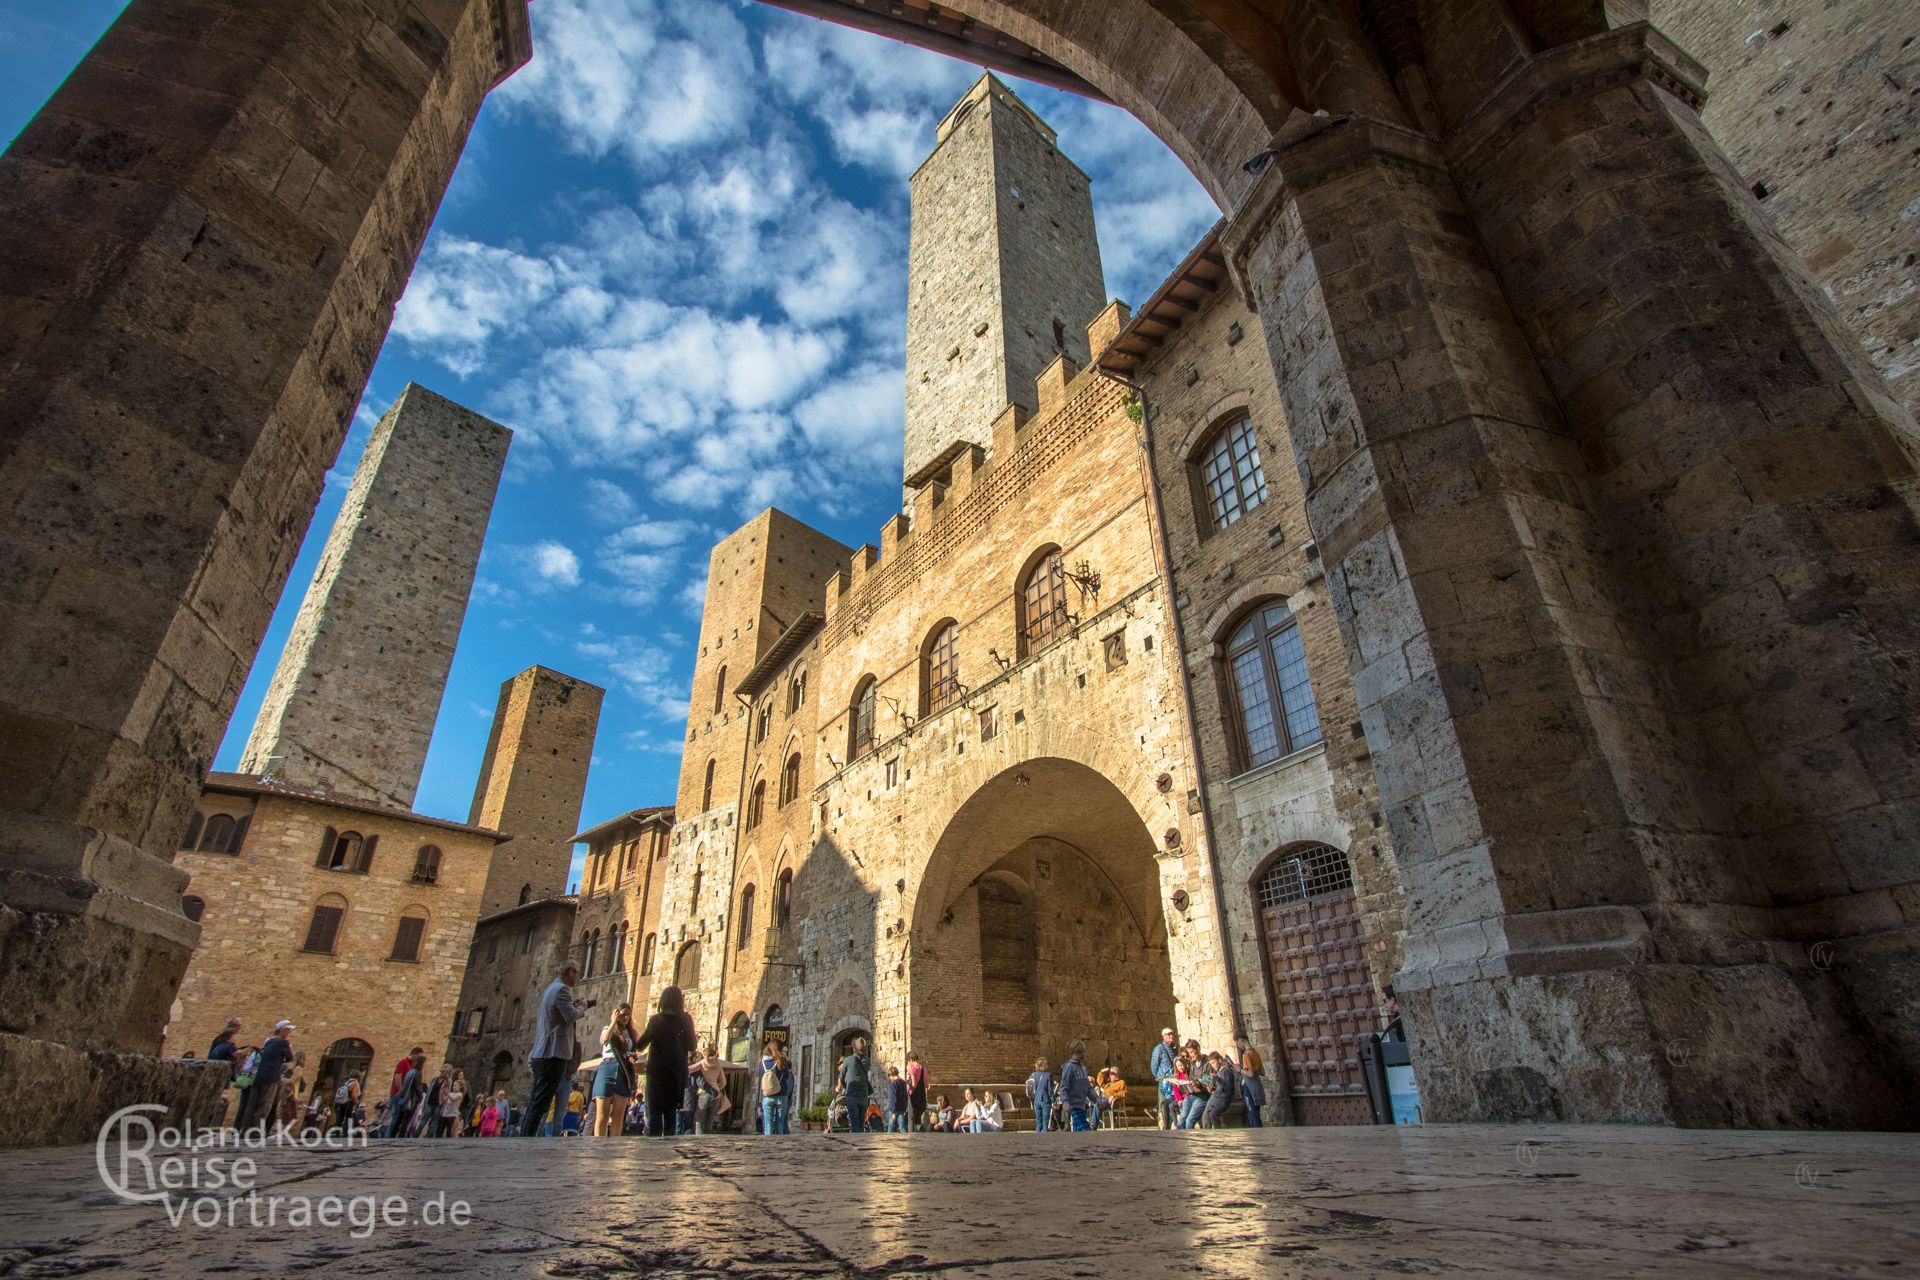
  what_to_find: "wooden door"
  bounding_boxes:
[1259,844,1377,1125]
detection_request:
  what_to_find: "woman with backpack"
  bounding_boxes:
[758,1041,793,1135]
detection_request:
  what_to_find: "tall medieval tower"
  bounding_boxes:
[903,74,1106,488]
[239,384,510,809]
[469,665,604,916]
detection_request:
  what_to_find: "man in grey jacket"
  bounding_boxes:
[518,961,593,1136]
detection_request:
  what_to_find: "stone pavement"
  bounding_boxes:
[0,1125,1913,1277]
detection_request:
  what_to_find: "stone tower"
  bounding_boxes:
[903,74,1106,488]
[239,384,510,809]
[469,665,605,917]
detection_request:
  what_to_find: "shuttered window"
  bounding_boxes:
[302,903,344,954]
[390,913,426,962]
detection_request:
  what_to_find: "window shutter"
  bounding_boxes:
[315,826,338,869]
[391,915,425,962]
[358,834,379,873]
[229,814,250,855]
[303,904,343,953]
[181,812,203,851]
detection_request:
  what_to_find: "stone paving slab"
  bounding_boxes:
[0,1126,1913,1277]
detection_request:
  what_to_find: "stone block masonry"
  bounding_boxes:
[469,666,605,919]
[241,384,511,810]
[904,74,1107,490]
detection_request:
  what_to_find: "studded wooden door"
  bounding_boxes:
[1259,844,1378,1125]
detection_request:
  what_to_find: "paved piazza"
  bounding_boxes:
[0,1126,1913,1277]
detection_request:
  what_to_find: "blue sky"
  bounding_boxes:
[1,0,1215,886]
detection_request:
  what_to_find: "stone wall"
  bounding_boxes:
[169,782,497,1102]
[239,385,509,811]
[445,895,576,1108]
[904,75,1106,487]
[1129,258,1405,1117]
[468,666,604,918]
[1652,0,1920,423]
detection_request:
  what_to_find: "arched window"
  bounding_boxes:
[519,883,532,906]
[196,813,248,854]
[180,812,203,850]
[789,671,807,713]
[849,677,877,761]
[714,665,728,715]
[779,753,801,805]
[701,758,715,811]
[1197,414,1269,533]
[582,928,600,977]
[691,864,704,911]
[199,814,234,852]
[1224,600,1323,769]
[612,923,627,971]
[301,893,348,954]
[747,779,766,830]
[756,700,771,742]
[737,884,755,950]
[1019,548,1069,655]
[389,907,427,962]
[509,998,523,1031]
[775,868,794,926]
[315,828,376,873]
[922,621,959,715]
[411,844,441,884]
[181,894,206,923]
[675,940,702,989]
[641,932,657,975]
[727,1012,752,1062]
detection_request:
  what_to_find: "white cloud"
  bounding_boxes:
[581,478,638,525]
[497,0,755,169]
[573,632,687,718]
[498,540,581,591]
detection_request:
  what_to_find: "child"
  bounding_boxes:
[930,1094,956,1132]
[885,1066,911,1133]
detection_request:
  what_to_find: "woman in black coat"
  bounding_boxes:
[633,985,697,1137]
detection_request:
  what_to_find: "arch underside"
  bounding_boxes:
[910,760,1175,1083]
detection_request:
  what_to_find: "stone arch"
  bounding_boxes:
[1172,392,1261,464]
[909,759,1175,1084]
[1200,577,1309,650]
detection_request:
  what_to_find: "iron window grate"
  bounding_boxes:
[1256,843,1353,908]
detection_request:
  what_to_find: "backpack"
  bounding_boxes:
[760,1063,781,1096]
[334,1082,351,1104]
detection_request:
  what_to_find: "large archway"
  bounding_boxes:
[909,759,1174,1085]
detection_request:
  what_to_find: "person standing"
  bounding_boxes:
[1059,1041,1094,1132]
[1025,1057,1056,1133]
[386,1048,427,1138]
[758,1042,793,1136]
[1235,1036,1267,1127]
[440,1071,466,1138]
[839,1037,873,1133]
[519,960,593,1137]
[492,1089,512,1137]
[904,1051,927,1132]
[208,1018,241,1072]
[241,1020,295,1133]
[332,1075,360,1133]
[423,1065,451,1138]
[883,1066,910,1133]
[1150,1028,1180,1130]
[1203,1051,1239,1129]
[694,1042,730,1134]
[633,985,696,1138]
[593,1002,638,1137]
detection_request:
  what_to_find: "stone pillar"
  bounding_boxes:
[0,0,529,1141]
[1222,25,1919,1126]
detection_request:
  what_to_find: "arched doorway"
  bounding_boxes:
[1255,843,1377,1125]
[315,1037,374,1096]
[910,759,1174,1085]
[488,1050,515,1098]
[726,1012,753,1063]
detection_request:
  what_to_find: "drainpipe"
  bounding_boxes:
[1103,366,1246,1046]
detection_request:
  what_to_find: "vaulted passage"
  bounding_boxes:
[910,761,1174,1084]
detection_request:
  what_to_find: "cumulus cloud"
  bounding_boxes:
[501,540,582,590]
